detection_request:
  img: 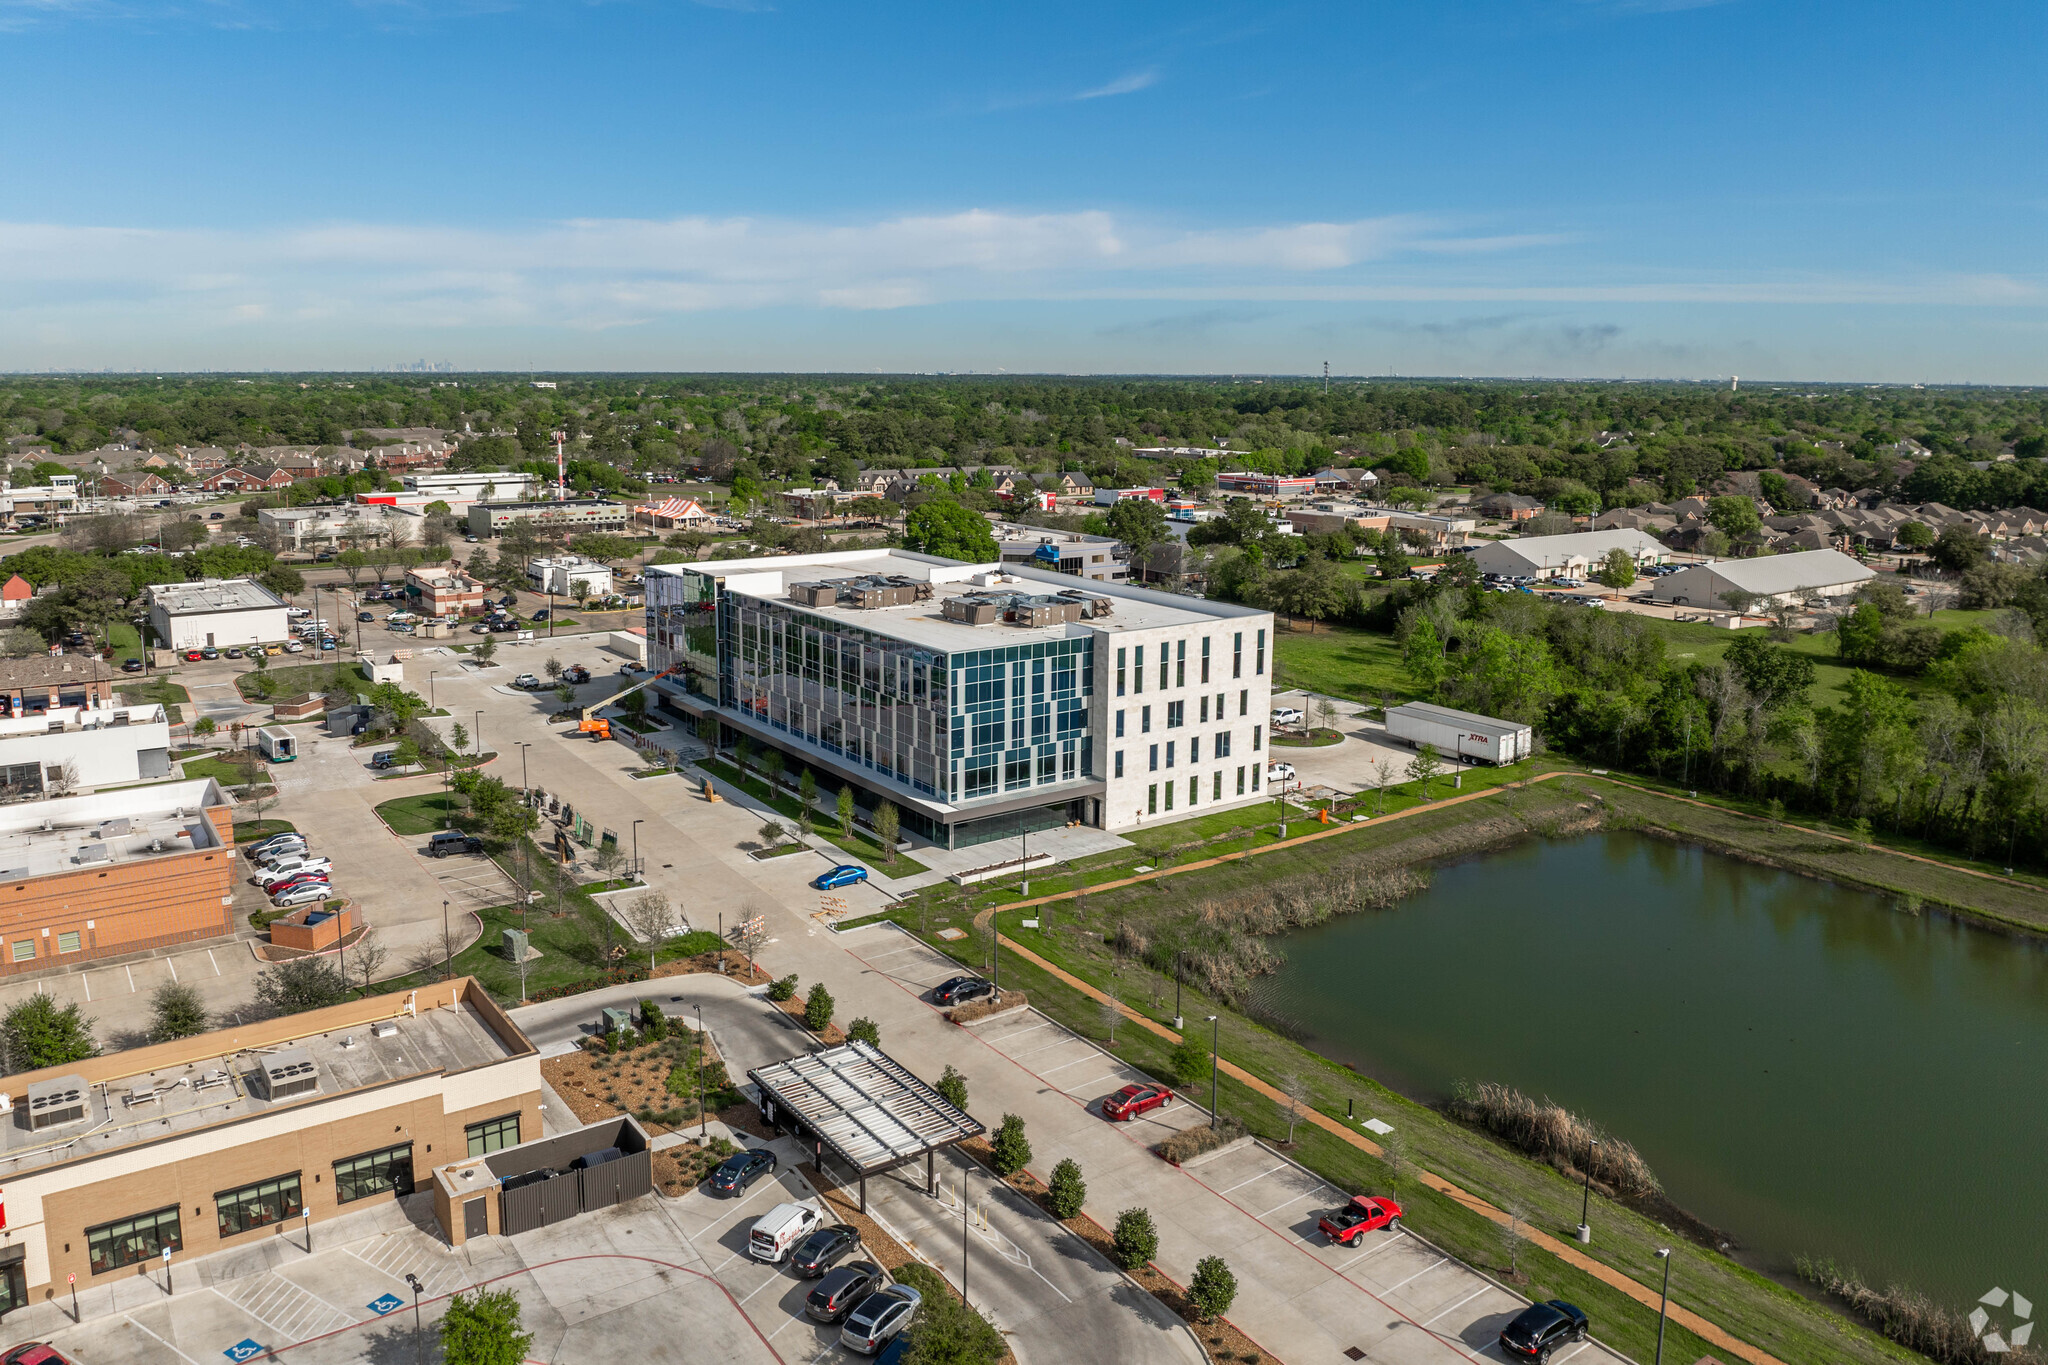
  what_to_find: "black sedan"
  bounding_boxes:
[120,658,145,673]
[805,1261,883,1323]
[705,1147,777,1197]
[933,976,996,1007]
[1499,1299,1589,1361]
[790,1223,861,1277]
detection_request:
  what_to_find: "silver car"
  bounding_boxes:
[839,1284,920,1355]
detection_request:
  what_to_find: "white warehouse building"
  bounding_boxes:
[1649,549,1875,608]
[1469,529,1669,580]
[526,555,614,598]
[147,579,292,651]
[0,702,173,797]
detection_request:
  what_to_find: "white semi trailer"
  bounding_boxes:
[1383,702,1531,766]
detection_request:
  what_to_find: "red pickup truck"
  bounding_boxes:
[1317,1195,1403,1245]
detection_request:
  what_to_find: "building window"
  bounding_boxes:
[1164,781,1174,810]
[1252,765,1262,792]
[1166,741,1176,768]
[1189,777,1199,807]
[1237,765,1246,795]
[466,1114,521,1157]
[1116,648,1125,697]
[1240,689,1248,716]
[1201,637,1211,684]
[1114,709,1125,738]
[1114,751,1124,778]
[1166,701,1184,728]
[1158,645,1169,690]
[56,930,80,954]
[10,940,32,962]
[1176,640,1186,688]
[1218,731,1232,758]
[1233,632,1242,679]
[215,1173,303,1239]
[1214,771,1223,801]
[1148,784,1157,815]
[87,1205,181,1275]
[333,1143,415,1205]
[1256,629,1266,675]
[1149,744,1158,772]
[1141,706,1151,733]
[1133,645,1144,693]
[1253,724,1263,751]
[1199,696,1209,724]
[1190,737,1201,763]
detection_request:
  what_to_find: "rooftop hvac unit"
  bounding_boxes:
[941,596,1002,625]
[787,581,840,607]
[26,1074,90,1131]
[97,818,131,838]
[372,1020,399,1039]
[258,1048,320,1101]
[74,843,107,865]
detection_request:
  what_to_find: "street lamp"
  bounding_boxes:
[405,1273,424,1365]
[632,819,644,881]
[427,670,437,710]
[473,709,483,759]
[1019,816,1030,897]
[1577,1138,1599,1243]
[1206,1015,1220,1126]
[441,899,451,981]
[1172,951,1183,1030]
[518,741,531,794]
[1653,1248,1673,1365]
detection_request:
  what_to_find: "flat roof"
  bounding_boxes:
[750,1042,981,1174]
[0,655,112,692]
[148,578,287,615]
[656,547,1264,654]
[1389,701,1532,737]
[0,778,228,880]
[0,982,526,1178]
[1666,549,1874,593]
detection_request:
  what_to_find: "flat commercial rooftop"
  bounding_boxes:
[149,578,286,615]
[0,777,227,880]
[0,996,517,1177]
[750,1042,981,1175]
[664,548,1261,653]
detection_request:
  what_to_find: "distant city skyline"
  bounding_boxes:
[0,1,2041,382]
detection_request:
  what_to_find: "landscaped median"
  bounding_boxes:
[696,755,930,877]
[858,770,1988,1365]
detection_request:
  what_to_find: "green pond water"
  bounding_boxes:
[1249,830,2048,1308]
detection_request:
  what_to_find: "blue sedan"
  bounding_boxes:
[813,864,869,890]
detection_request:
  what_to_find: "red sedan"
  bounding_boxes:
[1101,1083,1174,1121]
[1318,1195,1403,1245]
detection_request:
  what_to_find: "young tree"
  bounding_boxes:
[936,1064,969,1111]
[990,1113,1032,1176]
[1593,548,1638,594]
[1188,1256,1239,1322]
[544,655,564,681]
[1099,994,1122,1045]
[758,818,789,849]
[475,632,498,666]
[1380,1127,1409,1188]
[347,936,390,994]
[251,958,347,1018]
[1,994,98,1071]
[1047,1158,1087,1219]
[440,1286,534,1365]
[874,801,899,864]
[846,1016,880,1047]
[1281,1072,1310,1144]
[761,749,784,792]
[1110,1207,1159,1271]
[619,891,677,972]
[803,981,835,1033]
[148,981,209,1043]
[1371,757,1396,815]
[1499,1203,1529,1280]
[1170,1033,1209,1087]
[1404,742,1444,800]
[449,721,470,754]
[836,784,856,839]
[798,769,817,833]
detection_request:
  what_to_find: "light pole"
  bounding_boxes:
[1577,1138,1599,1243]
[518,741,531,795]
[428,670,437,710]
[473,709,483,759]
[405,1273,424,1365]
[1019,817,1030,897]
[1172,951,1183,1030]
[1653,1248,1673,1365]
[961,1156,971,1311]
[632,819,644,881]
[1206,1015,1220,1126]
[441,899,451,981]
[696,1000,708,1139]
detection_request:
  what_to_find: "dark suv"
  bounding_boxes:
[427,830,484,858]
[805,1261,883,1323]
[1499,1300,1589,1361]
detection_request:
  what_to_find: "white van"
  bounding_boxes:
[748,1202,823,1264]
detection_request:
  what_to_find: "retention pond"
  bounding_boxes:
[1250,829,2048,1307]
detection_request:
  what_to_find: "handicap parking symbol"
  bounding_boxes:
[224,1340,266,1362]
[368,1292,405,1315]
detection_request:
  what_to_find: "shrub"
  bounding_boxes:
[1046,1158,1086,1219]
[803,982,834,1033]
[1169,1036,1210,1087]
[440,1286,533,1365]
[989,1114,1031,1176]
[1110,1207,1158,1271]
[846,1016,880,1047]
[638,998,666,1039]
[1157,1115,1246,1166]
[936,1064,969,1111]
[1,994,98,1069]
[1188,1256,1238,1322]
[767,973,798,1002]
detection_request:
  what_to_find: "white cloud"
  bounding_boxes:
[1074,69,1158,100]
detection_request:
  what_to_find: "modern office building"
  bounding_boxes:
[0,778,237,977]
[0,979,540,1315]
[645,549,1275,847]
[990,522,1129,584]
[525,555,614,598]
[146,579,293,652]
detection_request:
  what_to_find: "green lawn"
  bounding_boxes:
[372,791,465,835]
[699,757,931,878]
[119,676,189,722]
[238,661,366,701]
[1272,621,1414,703]
[181,754,268,787]
[232,819,296,842]
[374,899,724,1002]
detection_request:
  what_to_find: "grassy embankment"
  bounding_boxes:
[863,773,2032,1365]
[370,792,719,1001]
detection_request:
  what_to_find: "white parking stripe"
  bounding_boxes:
[1216,1164,1286,1196]
[1061,1070,1131,1095]
[1256,1190,1313,1221]
[1010,1036,1082,1059]
[1336,1231,1407,1271]
[1423,1285,1490,1326]
[1039,1054,1103,1075]
[1384,1255,1449,1292]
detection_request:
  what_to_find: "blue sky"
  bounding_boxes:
[1,0,2042,380]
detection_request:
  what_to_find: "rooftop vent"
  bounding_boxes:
[26,1074,91,1131]
[371,1020,399,1039]
[258,1048,320,1102]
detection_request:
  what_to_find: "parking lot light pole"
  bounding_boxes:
[428,671,437,710]
[1206,1015,1220,1126]
[1653,1248,1673,1365]
[405,1273,424,1365]
[1578,1138,1599,1243]
[474,710,483,759]
[632,819,644,881]
[518,742,531,795]
[441,899,451,981]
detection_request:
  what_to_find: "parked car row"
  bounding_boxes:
[733,1193,919,1355]
[247,832,337,907]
